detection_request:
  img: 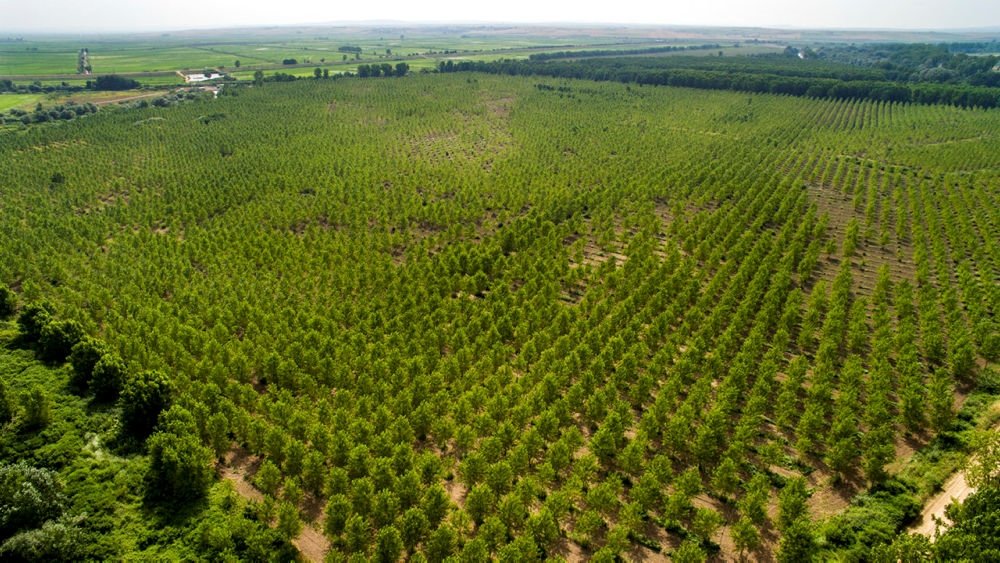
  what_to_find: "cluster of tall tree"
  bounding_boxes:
[437,56,1000,108]
[528,44,723,61]
[357,63,409,78]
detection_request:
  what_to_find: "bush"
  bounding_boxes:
[120,370,173,439]
[68,337,109,391]
[935,487,1000,560]
[16,303,52,343]
[0,285,15,318]
[0,516,84,561]
[37,319,83,363]
[20,387,51,429]
[146,428,213,503]
[91,353,126,401]
[0,463,65,537]
[92,75,140,91]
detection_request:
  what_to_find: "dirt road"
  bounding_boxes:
[92,92,164,106]
[911,470,973,538]
[912,409,1000,539]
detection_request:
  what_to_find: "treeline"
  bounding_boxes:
[87,74,140,91]
[1,101,97,126]
[357,63,410,78]
[0,79,86,95]
[4,74,155,95]
[815,42,1000,87]
[528,43,723,61]
[436,57,1000,108]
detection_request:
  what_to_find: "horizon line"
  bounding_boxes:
[3,20,1000,37]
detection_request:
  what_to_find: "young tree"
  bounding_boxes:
[527,507,560,554]
[255,459,282,497]
[465,483,496,525]
[777,477,809,532]
[399,507,428,552]
[738,473,770,525]
[691,507,723,543]
[776,518,816,563]
[421,484,450,526]
[324,494,351,538]
[344,513,369,554]
[205,412,230,459]
[277,501,302,540]
[425,524,456,563]
[456,536,487,562]
[711,456,741,498]
[21,386,51,429]
[928,367,955,434]
[374,525,403,563]
[301,451,326,496]
[673,538,707,563]
[731,515,761,556]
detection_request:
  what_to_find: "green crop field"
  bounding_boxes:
[1,68,998,561]
[0,93,42,111]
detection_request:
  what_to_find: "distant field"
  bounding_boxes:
[0,93,41,111]
[0,48,79,75]
[0,32,748,80]
[0,89,168,113]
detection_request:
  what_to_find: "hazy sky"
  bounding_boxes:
[2,0,999,33]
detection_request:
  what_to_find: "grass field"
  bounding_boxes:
[0,93,42,111]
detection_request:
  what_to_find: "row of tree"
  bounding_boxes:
[357,63,410,78]
[437,57,1000,108]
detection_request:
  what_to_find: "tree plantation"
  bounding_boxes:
[0,72,998,561]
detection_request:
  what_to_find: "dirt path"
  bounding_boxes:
[911,470,973,538]
[219,463,264,503]
[92,92,164,106]
[912,410,1000,539]
[292,525,329,563]
[218,447,329,562]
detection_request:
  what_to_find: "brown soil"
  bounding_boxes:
[218,446,264,502]
[292,524,330,563]
[444,479,467,508]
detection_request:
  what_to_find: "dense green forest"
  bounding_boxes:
[812,42,1000,87]
[437,55,1000,108]
[1,73,998,561]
